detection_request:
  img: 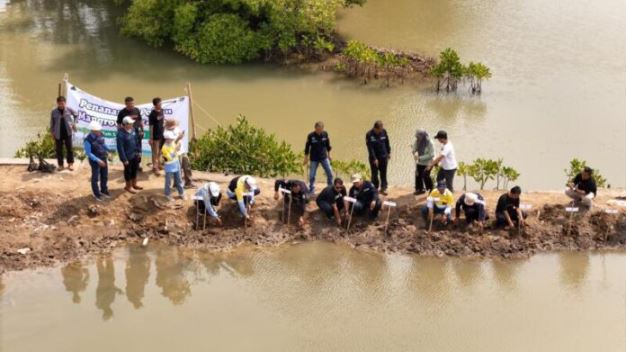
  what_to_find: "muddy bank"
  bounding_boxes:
[0,164,624,273]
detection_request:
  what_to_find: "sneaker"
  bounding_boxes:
[380,189,388,196]
[93,194,103,202]
[414,190,425,195]
[101,191,111,199]
[184,183,196,189]
[165,196,173,202]
[58,165,64,171]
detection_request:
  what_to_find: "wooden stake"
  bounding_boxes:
[287,195,293,227]
[186,82,197,141]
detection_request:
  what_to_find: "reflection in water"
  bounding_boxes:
[61,261,89,304]
[125,246,150,309]
[95,254,122,321]
[451,259,482,288]
[560,252,590,289]
[155,247,191,305]
[407,256,449,304]
[491,259,524,291]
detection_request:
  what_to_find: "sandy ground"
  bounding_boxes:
[0,162,624,273]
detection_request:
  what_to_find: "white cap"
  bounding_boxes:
[464,192,478,206]
[122,116,135,125]
[351,173,362,183]
[208,182,220,197]
[245,176,257,190]
[88,121,102,131]
[163,130,177,140]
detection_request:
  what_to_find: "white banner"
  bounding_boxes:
[66,81,190,155]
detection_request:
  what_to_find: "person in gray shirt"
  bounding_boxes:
[50,96,77,170]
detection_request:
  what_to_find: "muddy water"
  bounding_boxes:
[0,242,624,351]
[0,0,624,189]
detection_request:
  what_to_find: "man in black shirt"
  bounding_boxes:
[304,121,333,194]
[565,167,597,208]
[495,186,527,228]
[348,174,382,219]
[49,96,77,170]
[117,96,144,171]
[366,120,391,195]
[274,179,309,226]
[454,192,488,229]
[148,97,165,175]
[316,178,348,226]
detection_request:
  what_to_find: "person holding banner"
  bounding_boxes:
[348,174,382,219]
[117,116,143,193]
[50,96,77,171]
[148,97,165,175]
[83,121,110,201]
[273,179,309,226]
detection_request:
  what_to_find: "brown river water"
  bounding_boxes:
[0,0,624,189]
[0,242,625,351]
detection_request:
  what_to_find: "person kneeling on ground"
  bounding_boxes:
[83,121,110,201]
[227,175,260,222]
[565,166,597,209]
[348,174,382,220]
[495,186,527,229]
[454,192,487,229]
[116,116,143,193]
[161,131,185,201]
[421,180,454,226]
[274,179,309,226]
[317,178,349,226]
[194,182,222,226]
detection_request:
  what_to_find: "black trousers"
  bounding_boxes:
[415,164,433,192]
[123,156,140,181]
[55,137,74,166]
[351,198,382,219]
[436,168,456,192]
[369,157,388,190]
[317,199,344,219]
[283,196,306,216]
[496,209,527,226]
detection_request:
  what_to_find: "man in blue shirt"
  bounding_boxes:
[83,121,110,201]
[194,182,223,226]
[304,121,333,194]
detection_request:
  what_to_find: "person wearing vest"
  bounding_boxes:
[50,95,77,170]
[83,121,110,201]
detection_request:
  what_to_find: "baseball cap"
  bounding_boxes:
[88,121,102,131]
[434,130,447,139]
[245,176,257,190]
[208,182,220,197]
[163,130,177,140]
[122,116,135,125]
[464,192,478,206]
[351,173,362,183]
[436,180,447,189]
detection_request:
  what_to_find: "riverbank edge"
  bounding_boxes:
[0,164,624,274]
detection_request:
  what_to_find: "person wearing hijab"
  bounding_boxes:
[412,129,435,195]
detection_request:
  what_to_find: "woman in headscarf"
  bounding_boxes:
[412,129,435,195]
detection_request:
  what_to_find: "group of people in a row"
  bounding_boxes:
[50,98,599,228]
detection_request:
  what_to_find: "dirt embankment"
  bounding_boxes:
[0,164,624,273]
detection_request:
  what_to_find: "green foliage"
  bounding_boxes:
[189,115,301,177]
[119,0,359,64]
[338,40,411,85]
[331,159,369,180]
[14,130,56,158]
[467,158,499,190]
[500,166,520,190]
[430,48,491,93]
[564,158,607,188]
[457,158,520,190]
[456,161,470,191]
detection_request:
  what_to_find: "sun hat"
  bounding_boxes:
[464,192,478,206]
[245,176,257,190]
[88,121,102,131]
[122,116,135,125]
[208,182,220,197]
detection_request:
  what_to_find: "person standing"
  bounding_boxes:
[565,166,597,209]
[117,97,144,172]
[427,130,457,192]
[83,121,110,201]
[412,129,434,195]
[148,97,165,175]
[348,174,382,219]
[366,120,391,195]
[116,116,143,194]
[274,179,309,226]
[164,117,194,188]
[304,121,333,194]
[50,96,77,171]
[316,178,348,226]
[161,131,185,200]
[495,186,527,229]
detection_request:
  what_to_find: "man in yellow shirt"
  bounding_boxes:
[421,180,454,226]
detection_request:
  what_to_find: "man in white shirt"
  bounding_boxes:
[427,130,458,192]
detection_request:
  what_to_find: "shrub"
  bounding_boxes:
[14,130,56,158]
[564,158,607,188]
[189,115,301,177]
[331,159,369,180]
[431,48,491,93]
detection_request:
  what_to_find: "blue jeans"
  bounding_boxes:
[309,158,333,193]
[89,160,108,197]
[165,171,184,197]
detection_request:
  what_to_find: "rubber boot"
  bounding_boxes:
[125,181,136,194]
[132,179,143,190]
